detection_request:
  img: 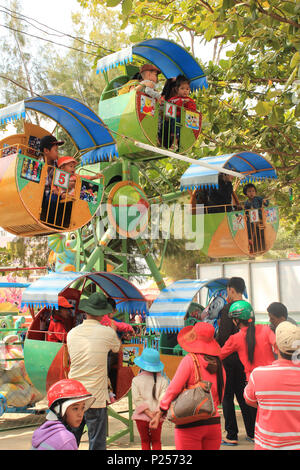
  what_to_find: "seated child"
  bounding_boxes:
[243,183,269,210]
[47,296,74,343]
[31,378,95,450]
[243,183,269,253]
[55,156,103,199]
[164,75,197,150]
[168,75,197,114]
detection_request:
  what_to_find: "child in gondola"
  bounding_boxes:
[243,183,269,253]
[47,296,74,343]
[165,75,196,150]
[56,156,102,199]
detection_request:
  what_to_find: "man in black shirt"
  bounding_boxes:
[216,277,256,445]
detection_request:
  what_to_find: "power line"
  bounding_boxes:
[0,3,115,56]
[0,22,99,56]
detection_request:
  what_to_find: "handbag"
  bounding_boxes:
[167,353,216,425]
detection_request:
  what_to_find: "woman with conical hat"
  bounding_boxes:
[150,322,226,450]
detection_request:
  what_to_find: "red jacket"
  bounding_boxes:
[100,314,134,333]
[168,96,197,117]
[220,324,276,380]
[47,314,73,343]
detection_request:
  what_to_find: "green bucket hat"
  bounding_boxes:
[78,292,112,317]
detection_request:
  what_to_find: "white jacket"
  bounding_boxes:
[131,370,169,421]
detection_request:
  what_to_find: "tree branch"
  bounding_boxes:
[252,0,299,28]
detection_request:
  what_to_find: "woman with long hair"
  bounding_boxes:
[150,322,226,450]
[220,301,276,381]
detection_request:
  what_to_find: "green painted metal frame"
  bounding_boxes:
[106,390,134,445]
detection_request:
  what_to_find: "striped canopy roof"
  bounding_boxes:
[0,95,118,165]
[97,38,208,91]
[180,152,277,190]
[21,271,147,314]
[147,278,231,332]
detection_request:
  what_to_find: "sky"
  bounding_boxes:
[20,0,81,33]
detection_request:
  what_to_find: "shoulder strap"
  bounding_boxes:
[189,353,202,383]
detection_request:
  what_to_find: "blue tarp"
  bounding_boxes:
[97,38,208,91]
[0,95,118,165]
[180,152,277,190]
[147,277,243,332]
[21,271,147,314]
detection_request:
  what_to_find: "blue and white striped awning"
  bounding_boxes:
[180,152,277,191]
[97,38,208,91]
[21,271,147,314]
[147,278,231,332]
[0,282,30,288]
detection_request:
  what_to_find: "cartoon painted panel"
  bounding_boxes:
[20,157,43,184]
[122,346,139,367]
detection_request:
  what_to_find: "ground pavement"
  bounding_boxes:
[0,398,253,451]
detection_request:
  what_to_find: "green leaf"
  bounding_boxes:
[290,51,300,69]
[122,0,133,16]
[106,0,122,6]
[204,24,216,42]
[254,101,273,116]
[269,106,285,124]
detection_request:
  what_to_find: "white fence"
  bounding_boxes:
[196,259,300,322]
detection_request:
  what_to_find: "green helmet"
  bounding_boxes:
[228,300,255,321]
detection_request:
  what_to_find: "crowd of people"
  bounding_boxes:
[31,276,300,451]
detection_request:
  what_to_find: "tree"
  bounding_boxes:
[78,0,300,241]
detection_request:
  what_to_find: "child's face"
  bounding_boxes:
[65,401,85,428]
[44,144,59,163]
[61,161,76,174]
[246,186,257,200]
[177,82,191,98]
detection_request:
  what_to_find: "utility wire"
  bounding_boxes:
[0,22,99,56]
[0,4,114,54]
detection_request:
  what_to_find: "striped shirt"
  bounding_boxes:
[244,359,300,450]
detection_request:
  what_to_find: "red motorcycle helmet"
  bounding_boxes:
[47,379,94,411]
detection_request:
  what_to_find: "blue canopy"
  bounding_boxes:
[147,278,239,332]
[97,38,208,91]
[180,152,277,190]
[0,282,30,288]
[21,271,147,314]
[0,95,118,165]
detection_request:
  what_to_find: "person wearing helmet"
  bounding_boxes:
[31,379,95,450]
[220,300,276,381]
[216,277,256,446]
